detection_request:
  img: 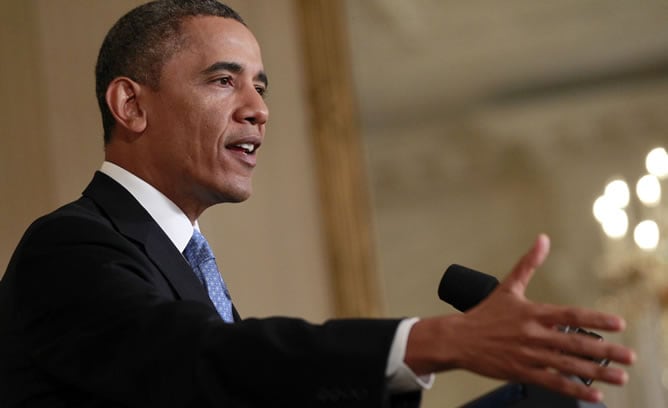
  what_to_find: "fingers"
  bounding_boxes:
[509,316,633,371]
[502,234,550,296]
[524,340,629,380]
[537,303,626,332]
[525,304,634,365]
[516,342,630,402]
[527,367,606,402]
[544,328,636,366]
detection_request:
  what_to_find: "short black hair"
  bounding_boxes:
[95,0,244,144]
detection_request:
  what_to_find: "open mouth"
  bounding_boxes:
[228,143,258,155]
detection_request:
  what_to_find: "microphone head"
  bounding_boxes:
[438,264,499,312]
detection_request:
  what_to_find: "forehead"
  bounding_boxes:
[173,16,264,73]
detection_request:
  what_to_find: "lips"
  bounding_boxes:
[227,142,260,155]
[225,137,262,167]
[231,143,256,154]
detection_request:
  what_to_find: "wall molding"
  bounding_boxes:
[295,0,384,318]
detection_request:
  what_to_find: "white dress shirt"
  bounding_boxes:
[99,161,433,392]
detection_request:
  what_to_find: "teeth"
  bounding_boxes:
[237,143,255,153]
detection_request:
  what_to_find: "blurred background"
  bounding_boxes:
[345,1,668,407]
[1,1,667,407]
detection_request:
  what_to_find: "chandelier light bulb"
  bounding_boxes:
[633,220,660,251]
[601,208,628,239]
[604,179,630,208]
[593,195,614,223]
[636,174,661,206]
[645,147,668,179]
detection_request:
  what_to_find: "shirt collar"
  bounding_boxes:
[99,161,196,252]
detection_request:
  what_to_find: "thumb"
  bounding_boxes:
[501,234,550,297]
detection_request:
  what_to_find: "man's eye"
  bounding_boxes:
[217,77,232,86]
[255,86,267,97]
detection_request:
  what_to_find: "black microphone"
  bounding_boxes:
[438,264,499,312]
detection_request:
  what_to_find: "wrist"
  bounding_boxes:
[404,314,465,375]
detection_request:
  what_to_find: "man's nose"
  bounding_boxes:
[235,86,269,126]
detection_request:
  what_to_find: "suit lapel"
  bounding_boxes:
[82,172,215,307]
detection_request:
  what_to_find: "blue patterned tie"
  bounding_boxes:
[183,230,234,322]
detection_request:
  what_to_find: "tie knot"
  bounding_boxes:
[183,229,215,266]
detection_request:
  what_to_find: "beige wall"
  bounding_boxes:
[0,1,54,272]
[0,1,333,321]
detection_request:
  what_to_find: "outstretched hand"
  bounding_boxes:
[405,234,636,403]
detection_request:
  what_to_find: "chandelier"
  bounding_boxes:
[592,146,668,404]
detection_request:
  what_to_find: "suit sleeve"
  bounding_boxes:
[5,212,420,408]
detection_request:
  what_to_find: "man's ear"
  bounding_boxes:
[105,77,147,135]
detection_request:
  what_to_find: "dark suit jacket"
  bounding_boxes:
[0,172,421,408]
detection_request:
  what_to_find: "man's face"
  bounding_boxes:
[141,16,269,217]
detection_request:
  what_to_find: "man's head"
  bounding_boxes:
[99,1,269,220]
[95,0,244,144]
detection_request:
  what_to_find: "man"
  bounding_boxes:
[0,1,634,407]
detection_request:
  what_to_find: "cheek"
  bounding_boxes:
[199,114,231,157]
[163,95,232,166]
[180,109,217,154]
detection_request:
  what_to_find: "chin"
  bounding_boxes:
[220,185,252,203]
[227,193,251,203]
[206,176,254,204]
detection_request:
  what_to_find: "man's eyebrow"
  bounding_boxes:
[201,61,268,88]
[257,71,268,89]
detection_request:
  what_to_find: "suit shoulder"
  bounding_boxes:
[19,196,115,244]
